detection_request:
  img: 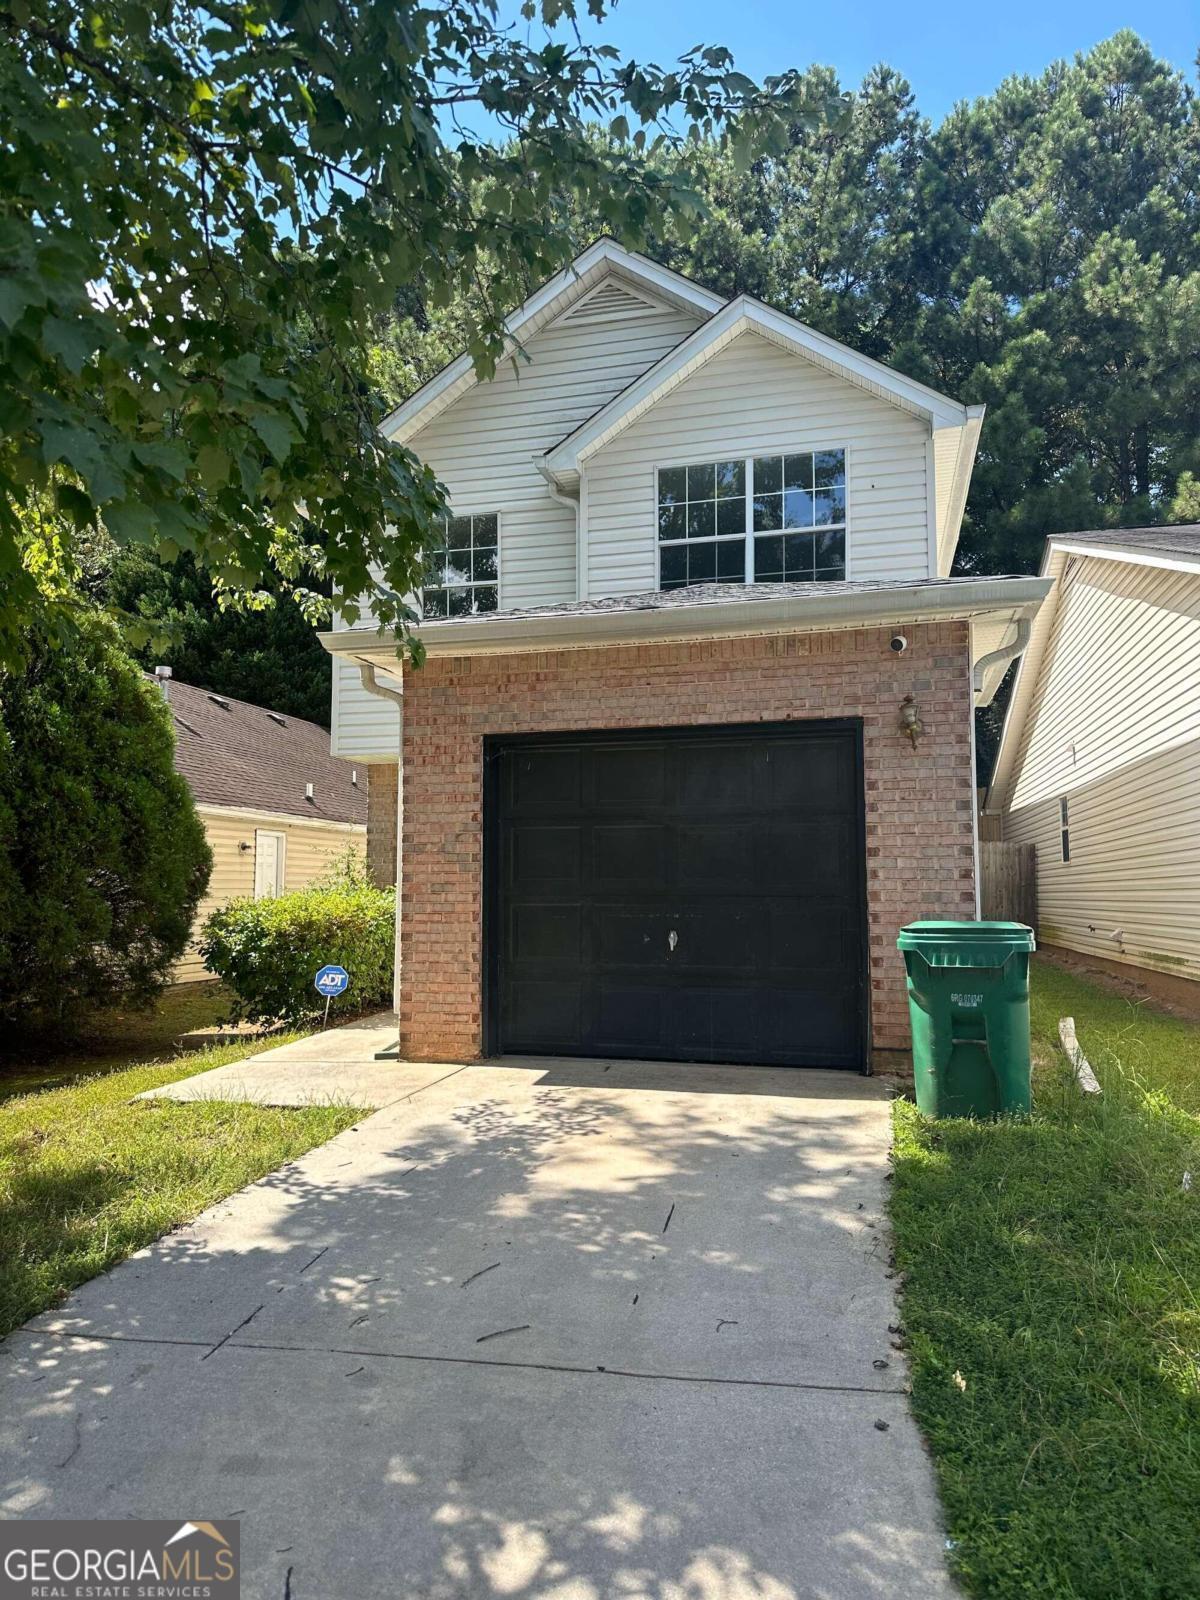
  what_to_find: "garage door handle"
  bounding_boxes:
[668,930,679,952]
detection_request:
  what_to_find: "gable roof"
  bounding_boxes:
[987,525,1200,812]
[544,295,975,471]
[155,676,367,825]
[380,238,723,447]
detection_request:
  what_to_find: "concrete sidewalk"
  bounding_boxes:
[2,1045,957,1599]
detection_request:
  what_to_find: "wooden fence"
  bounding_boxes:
[979,841,1038,926]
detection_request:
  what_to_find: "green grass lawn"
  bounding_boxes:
[892,955,1200,1599]
[0,983,244,1099]
[0,1025,359,1339]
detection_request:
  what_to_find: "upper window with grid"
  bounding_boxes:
[657,449,846,590]
[422,513,498,618]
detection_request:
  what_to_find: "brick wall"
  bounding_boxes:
[398,621,976,1060]
[366,763,398,888]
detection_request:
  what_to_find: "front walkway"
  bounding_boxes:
[1,1035,956,1599]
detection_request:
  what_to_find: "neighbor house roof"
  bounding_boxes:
[153,676,367,825]
[988,524,1200,812]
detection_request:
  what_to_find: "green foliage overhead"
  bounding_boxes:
[201,878,395,1026]
[0,624,212,1031]
[0,0,840,667]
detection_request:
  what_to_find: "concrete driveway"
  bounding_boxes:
[0,1052,956,1600]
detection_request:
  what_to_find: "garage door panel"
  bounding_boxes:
[510,905,582,966]
[765,738,851,811]
[675,824,755,888]
[591,824,669,887]
[675,742,755,809]
[492,723,865,1069]
[510,748,581,811]
[591,745,667,808]
[502,979,582,1047]
[763,818,853,892]
[508,824,582,890]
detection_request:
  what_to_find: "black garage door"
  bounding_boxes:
[485,722,868,1069]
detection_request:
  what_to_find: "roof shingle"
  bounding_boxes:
[153,676,366,824]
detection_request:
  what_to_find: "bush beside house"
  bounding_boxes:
[0,625,212,1035]
[200,877,394,1026]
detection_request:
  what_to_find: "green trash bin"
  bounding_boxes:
[897,920,1036,1118]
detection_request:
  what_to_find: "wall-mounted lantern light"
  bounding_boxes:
[899,694,924,748]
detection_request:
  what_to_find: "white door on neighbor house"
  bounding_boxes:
[254,830,286,899]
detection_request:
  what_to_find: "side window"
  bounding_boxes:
[422,513,499,617]
[1060,797,1070,863]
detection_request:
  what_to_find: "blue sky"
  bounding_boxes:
[522,1,1197,125]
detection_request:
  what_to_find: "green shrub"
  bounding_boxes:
[0,622,211,1034]
[200,882,395,1026]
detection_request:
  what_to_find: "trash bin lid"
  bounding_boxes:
[897,920,1035,967]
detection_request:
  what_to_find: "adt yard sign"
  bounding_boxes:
[314,964,350,998]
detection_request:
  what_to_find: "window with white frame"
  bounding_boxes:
[421,513,499,617]
[657,450,846,590]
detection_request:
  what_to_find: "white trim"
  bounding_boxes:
[1049,538,1200,576]
[321,576,1051,675]
[578,469,590,601]
[986,541,1067,812]
[544,299,970,477]
[967,631,982,916]
[924,434,939,580]
[936,407,985,575]
[195,802,365,835]
[380,239,722,446]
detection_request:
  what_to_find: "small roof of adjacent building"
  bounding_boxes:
[1048,525,1200,563]
[153,675,367,825]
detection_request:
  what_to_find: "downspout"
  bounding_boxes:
[972,617,1031,697]
[971,618,1032,920]
[355,661,404,1027]
[533,457,583,600]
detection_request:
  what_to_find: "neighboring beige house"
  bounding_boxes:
[320,239,1050,1071]
[157,675,368,981]
[988,526,1200,986]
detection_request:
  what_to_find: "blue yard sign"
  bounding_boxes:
[314,964,350,998]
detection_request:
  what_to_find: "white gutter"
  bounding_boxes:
[354,661,404,1017]
[320,576,1052,665]
[532,456,582,599]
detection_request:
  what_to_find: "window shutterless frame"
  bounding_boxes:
[420,510,503,618]
[653,447,851,591]
[1060,796,1070,863]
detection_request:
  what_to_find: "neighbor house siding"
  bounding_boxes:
[1002,553,1200,982]
[397,620,975,1061]
[1005,738,1200,981]
[329,300,703,759]
[582,331,933,598]
[175,806,366,982]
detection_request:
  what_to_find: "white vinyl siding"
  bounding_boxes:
[582,332,931,598]
[174,806,366,982]
[1005,737,1200,983]
[1007,557,1200,812]
[1002,553,1200,983]
[407,302,703,610]
[330,297,702,760]
[331,656,400,762]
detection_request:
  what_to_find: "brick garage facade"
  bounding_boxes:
[394,620,976,1061]
[365,762,399,888]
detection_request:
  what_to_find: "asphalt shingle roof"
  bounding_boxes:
[419,576,1006,629]
[153,676,366,825]
[1053,525,1200,561]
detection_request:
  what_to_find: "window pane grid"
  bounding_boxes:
[422,512,498,618]
[657,451,845,591]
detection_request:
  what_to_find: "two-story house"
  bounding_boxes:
[321,239,1050,1071]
